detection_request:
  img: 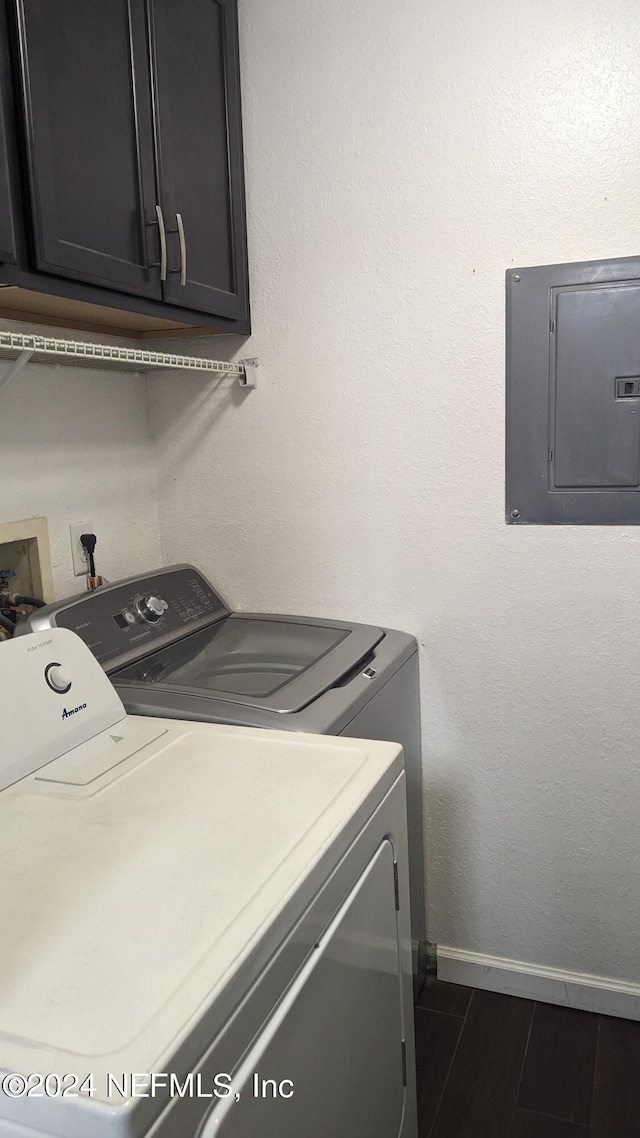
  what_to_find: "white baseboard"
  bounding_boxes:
[437,946,640,1021]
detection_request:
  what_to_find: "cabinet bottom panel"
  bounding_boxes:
[0,273,250,339]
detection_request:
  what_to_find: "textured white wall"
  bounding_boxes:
[150,0,640,983]
[0,323,161,598]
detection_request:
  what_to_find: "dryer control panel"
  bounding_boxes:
[17,565,229,672]
[0,627,126,790]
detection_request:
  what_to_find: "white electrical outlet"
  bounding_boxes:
[70,522,93,577]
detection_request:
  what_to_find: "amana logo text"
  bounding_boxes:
[61,704,87,720]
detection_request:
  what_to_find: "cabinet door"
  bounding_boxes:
[15,0,162,297]
[148,0,249,320]
[0,14,17,264]
[0,113,16,264]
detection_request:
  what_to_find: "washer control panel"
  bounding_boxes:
[33,566,229,669]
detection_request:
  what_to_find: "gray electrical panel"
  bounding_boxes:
[506,255,640,524]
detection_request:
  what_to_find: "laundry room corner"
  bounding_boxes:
[148,0,640,1015]
[146,330,259,610]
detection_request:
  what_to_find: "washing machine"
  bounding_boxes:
[0,628,417,1138]
[20,564,427,994]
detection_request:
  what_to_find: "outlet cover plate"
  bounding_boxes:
[70,522,93,577]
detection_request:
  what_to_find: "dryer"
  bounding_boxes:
[20,564,427,994]
[0,628,417,1138]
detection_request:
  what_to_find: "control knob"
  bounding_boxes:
[136,595,166,624]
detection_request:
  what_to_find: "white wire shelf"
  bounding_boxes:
[0,331,258,396]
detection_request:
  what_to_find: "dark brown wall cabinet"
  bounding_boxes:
[0,0,249,338]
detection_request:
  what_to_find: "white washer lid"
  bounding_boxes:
[0,719,402,1138]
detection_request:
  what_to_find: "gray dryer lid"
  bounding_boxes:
[113,613,385,713]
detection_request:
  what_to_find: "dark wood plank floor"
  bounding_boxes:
[415,980,640,1137]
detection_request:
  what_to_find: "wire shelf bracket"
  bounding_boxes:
[0,332,258,392]
[0,349,34,398]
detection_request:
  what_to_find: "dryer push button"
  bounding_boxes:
[45,663,72,694]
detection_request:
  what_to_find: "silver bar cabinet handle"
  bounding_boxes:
[155,204,167,281]
[176,212,187,286]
